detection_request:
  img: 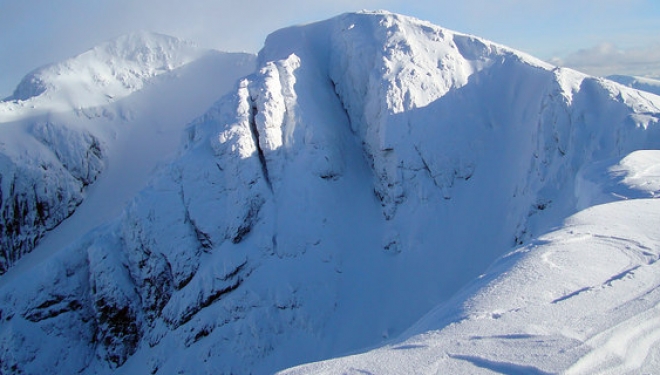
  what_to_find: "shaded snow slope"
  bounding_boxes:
[0,32,255,274]
[281,194,660,374]
[282,151,660,374]
[1,10,660,375]
[607,75,660,97]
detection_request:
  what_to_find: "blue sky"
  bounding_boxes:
[1,0,659,98]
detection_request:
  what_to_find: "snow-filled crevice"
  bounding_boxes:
[231,196,264,244]
[329,77,356,136]
[413,145,461,200]
[248,99,273,192]
[190,218,213,250]
[180,185,213,251]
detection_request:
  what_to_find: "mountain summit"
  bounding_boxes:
[6,31,204,104]
[1,11,660,374]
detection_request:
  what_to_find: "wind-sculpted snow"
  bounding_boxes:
[576,150,660,209]
[1,10,660,375]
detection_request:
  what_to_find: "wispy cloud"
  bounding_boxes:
[550,42,660,78]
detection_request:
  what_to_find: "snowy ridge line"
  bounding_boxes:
[606,75,660,97]
[1,10,660,375]
[3,31,204,105]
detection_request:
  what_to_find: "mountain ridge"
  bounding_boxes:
[606,74,660,96]
[4,31,205,103]
[1,10,660,374]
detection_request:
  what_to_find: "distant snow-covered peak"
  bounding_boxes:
[94,31,201,64]
[4,31,208,107]
[606,74,660,96]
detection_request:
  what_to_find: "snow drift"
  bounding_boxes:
[1,10,660,375]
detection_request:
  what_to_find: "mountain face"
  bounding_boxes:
[0,118,104,274]
[0,32,255,274]
[1,11,660,375]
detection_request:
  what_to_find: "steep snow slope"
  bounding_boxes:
[607,75,660,97]
[1,11,660,375]
[0,32,255,274]
[281,161,660,373]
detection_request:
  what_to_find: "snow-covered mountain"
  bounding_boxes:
[5,31,206,105]
[606,75,660,97]
[0,32,255,274]
[1,11,660,375]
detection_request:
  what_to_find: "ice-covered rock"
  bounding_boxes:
[0,122,105,273]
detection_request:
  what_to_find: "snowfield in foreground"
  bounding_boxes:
[1,10,660,375]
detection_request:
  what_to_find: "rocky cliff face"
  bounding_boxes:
[0,121,105,274]
[1,11,659,375]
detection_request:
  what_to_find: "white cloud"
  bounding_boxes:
[551,42,660,78]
